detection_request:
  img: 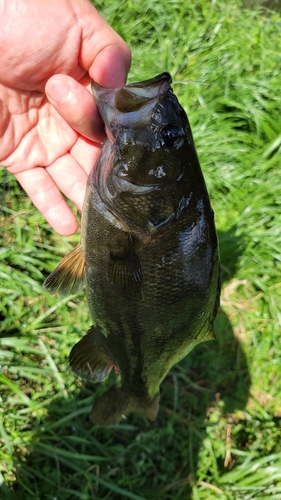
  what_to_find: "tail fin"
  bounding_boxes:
[90,386,160,426]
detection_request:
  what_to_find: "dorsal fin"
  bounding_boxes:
[43,243,86,296]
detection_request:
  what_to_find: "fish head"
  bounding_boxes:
[92,73,205,234]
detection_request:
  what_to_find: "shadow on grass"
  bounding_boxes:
[7,227,250,500]
[243,0,281,14]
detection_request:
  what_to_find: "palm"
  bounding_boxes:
[1,88,78,171]
[0,76,101,235]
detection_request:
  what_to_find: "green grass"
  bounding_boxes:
[1,0,281,498]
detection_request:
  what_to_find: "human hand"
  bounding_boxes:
[0,0,131,235]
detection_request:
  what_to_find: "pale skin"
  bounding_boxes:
[0,0,131,235]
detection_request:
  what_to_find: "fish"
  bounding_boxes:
[43,72,220,426]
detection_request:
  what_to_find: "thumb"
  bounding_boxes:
[72,0,131,87]
[46,75,105,142]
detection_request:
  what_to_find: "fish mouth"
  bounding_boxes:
[92,71,171,94]
[125,72,172,89]
[92,72,172,116]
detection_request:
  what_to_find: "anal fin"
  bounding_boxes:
[90,386,160,426]
[43,243,86,296]
[69,326,115,382]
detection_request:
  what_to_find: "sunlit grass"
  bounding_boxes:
[1,0,281,498]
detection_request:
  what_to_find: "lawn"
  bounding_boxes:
[1,0,281,498]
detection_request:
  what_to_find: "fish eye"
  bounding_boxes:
[160,123,185,147]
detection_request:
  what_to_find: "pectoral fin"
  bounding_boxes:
[69,326,115,382]
[109,250,142,289]
[43,243,86,296]
[109,234,143,293]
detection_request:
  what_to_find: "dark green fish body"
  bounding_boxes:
[44,73,220,425]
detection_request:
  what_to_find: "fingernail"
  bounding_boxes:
[47,79,70,102]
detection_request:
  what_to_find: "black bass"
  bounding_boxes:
[44,72,220,425]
